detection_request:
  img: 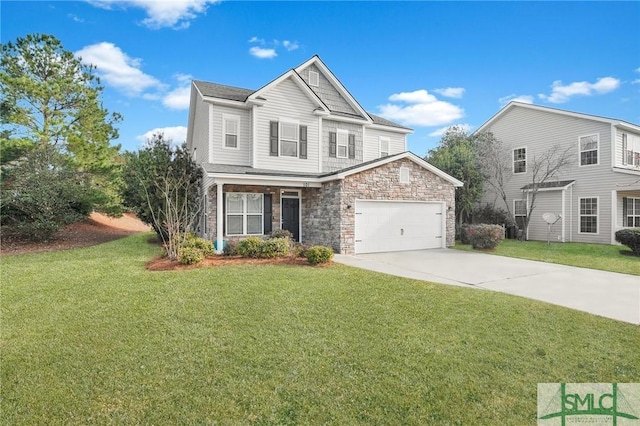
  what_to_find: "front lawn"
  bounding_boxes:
[2,234,639,424]
[454,239,640,275]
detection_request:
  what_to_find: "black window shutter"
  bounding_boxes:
[222,192,226,235]
[270,121,279,156]
[264,194,272,234]
[623,197,628,226]
[299,125,307,159]
[329,132,337,158]
[348,134,355,159]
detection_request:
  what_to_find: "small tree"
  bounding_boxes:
[0,145,101,240]
[121,134,203,260]
[426,126,484,228]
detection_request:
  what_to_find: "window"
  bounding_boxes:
[579,197,598,234]
[579,134,598,166]
[280,121,298,157]
[513,148,526,174]
[226,193,263,236]
[337,129,348,158]
[514,199,527,228]
[624,197,640,227]
[400,166,410,183]
[223,115,239,148]
[309,70,319,87]
[622,133,640,168]
[379,137,390,158]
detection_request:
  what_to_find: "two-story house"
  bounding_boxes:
[186,55,462,255]
[476,101,640,244]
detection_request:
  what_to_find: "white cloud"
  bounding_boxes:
[433,87,465,99]
[162,74,192,110]
[249,46,277,59]
[377,89,464,127]
[248,36,265,44]
[498,94,534,106]
[76,42,164,96]
[538,77,621,103]
[88,0,218,29]
[136,126,188,145]
[428,124,472,137]
[283,40,299,51]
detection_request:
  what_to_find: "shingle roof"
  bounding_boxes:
[521,180,575,191]
[202,163,320,178]
[193,80,410,130]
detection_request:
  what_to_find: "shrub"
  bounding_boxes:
[179,246,205,265]
[222,240,238,256]
[615,229,640,256]
[291,242,311,258]
[182,233,215,256]
[466,224,504,250]
[459,224,471,245]
[261,237,290,258]
[471,204,515,226]
[268,229,293,240]
[236,237,264,258]
[305,245,334,265]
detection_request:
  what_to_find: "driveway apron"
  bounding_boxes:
[334,249,640,325]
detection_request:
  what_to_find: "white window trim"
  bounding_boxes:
[625,197,640,228]
[279,118,299,158]
[337,129,349,159]
[222,114,240,150]
[513,199,527,217]
[621,133,640,168]
[399,166,410,184]
[578,133,599,167]
[512,147,527,174]
[308,70,319,87]
[379,136,390,158]
[578,196,599,235]
[225,193,264,236]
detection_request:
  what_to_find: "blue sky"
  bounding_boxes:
[2,1,639,156]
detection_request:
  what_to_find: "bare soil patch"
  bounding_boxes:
[1,212,150,256]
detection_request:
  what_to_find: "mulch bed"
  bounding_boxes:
[145,255,318,271]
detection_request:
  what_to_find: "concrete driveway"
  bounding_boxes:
[334,249,640,325]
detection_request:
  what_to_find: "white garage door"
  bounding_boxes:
[354,201,444,254]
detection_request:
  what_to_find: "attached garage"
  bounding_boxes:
[354,200,446,254]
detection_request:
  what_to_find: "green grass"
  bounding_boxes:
[2,234,639,425]
[454,239,640,275]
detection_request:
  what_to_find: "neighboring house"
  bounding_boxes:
[476,101,640,244]
[186,55,462,255]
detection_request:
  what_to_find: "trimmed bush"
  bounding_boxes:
[291,242,311,258]
[261,237,290,258]
[182,233,215,256]
[615,229,640,256]
[179,246,205,265]
[466,224,504,250]
[236,237,264,258]
[222,240,238,256]
[305,245,334,265]
[268,229,293,240]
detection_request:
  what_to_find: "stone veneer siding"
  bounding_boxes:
[302,159,456,255]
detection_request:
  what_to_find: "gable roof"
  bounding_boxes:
[521,180,576,191]
[193,80,254,102]
[476,101,640,134]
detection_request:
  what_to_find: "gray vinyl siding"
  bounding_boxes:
[191,96,210,164]
[210,104,251,166]
[363,128,406,162]
[322,120,363,173]
[255,77,319,173]
[480,106,640,244]
[298,64,360,117]
[527,191,563,242]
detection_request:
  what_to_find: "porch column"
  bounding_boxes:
[216,183,224,254]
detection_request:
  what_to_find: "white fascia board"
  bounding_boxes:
[209,173,323,188]
[202,96,251,109]
[615,122,640,133]
[186,84,198,149]
[295,56,372,124]
[367,123,414,134]
[522,182,576,192]
[325,114,370,126]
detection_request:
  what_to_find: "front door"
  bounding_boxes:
[281,197,300,242]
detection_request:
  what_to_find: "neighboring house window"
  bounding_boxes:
[379,137,390,158]
[513,148,526,174]
[579,197,598,234]
[223,114,239,148]
[280,121,298,157]
[623,197,640,227]
[579,134,598,166]
[226,193,263,236]
[337,129,348,158]
[309,71,319,87]
[400,166,410,183]
[514,199,527,229]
